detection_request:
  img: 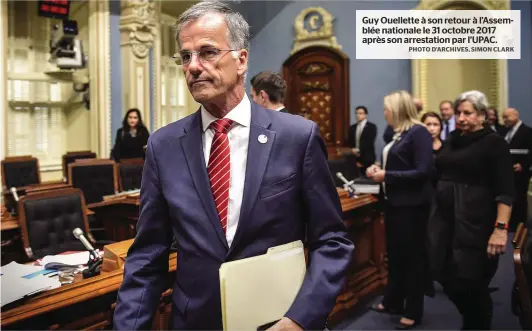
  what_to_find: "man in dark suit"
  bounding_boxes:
[503,108,532,230]
[113,3,354,331]
[250,71,288,113]
[347,106,376,172]
[439,100,456,141]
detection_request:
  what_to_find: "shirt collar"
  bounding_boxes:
[201,94,251,132]
[512,120,523,133]
[358,119,367,125]
[274,106,284,111]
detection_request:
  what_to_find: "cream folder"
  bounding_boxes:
[220,240,306,331]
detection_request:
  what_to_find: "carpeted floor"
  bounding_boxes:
[335,233,522,330]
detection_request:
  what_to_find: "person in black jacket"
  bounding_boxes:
[503,108,532,231]
[250,71,288,113]
[428,90,514,330]
[367,91,433,329]
[111,108,150,162]
[487,107,506,136]
[421,111,443,156]
[347,106,376,173]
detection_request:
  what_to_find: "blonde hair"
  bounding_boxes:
[384,90,422,133]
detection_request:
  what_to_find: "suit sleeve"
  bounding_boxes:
[284,123,355,330]
[113,138,173,330]
[384,127,433,184]
[362,124,377,166]
[347,124,355,148]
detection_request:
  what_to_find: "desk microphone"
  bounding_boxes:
[73,227,96,253]
[10,187,19,202]
[73,227,102,278]
[336,172,355,194]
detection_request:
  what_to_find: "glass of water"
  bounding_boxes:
[58,267,77,284]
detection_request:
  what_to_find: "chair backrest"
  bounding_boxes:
[68,159,118,205]
[117,158,144,191]
[327,156,359,187]
[513,222,532,329]
[1,156,40,189]
[62,151,97,183]
[18,188,90,259]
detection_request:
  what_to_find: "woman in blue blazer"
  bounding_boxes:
[367,90,433,329]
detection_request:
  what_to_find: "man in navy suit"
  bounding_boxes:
[113,2,354,330]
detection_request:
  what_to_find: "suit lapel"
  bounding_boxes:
[181,112,229,249]
[228,105,274,256]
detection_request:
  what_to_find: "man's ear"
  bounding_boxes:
[259,90,270,103]
[236,49,248,77]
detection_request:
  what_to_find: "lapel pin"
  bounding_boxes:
[258,134,268,144]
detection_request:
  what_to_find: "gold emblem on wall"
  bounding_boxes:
[291,7,342,54]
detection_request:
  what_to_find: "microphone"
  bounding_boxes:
[10,187,19,202]
[73,227,102,279]
[336,172,356,194]
[73,227,96,253]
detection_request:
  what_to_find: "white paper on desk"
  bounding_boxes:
[1,273,61,307]
[219,241,306,331]
[41,251,91,266]
[0,261,44,278]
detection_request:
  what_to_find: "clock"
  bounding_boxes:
[303,11,324,32]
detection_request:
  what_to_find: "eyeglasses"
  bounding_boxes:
[173,47,236,66]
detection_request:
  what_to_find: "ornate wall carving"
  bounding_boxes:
[291,7,342,54]
[120,0,158,129]
[413,0,509,113]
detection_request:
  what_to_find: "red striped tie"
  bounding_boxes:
[208,118,233,233]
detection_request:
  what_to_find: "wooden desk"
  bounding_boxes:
[1,241,177,329]
[1,192,385,330]
[329,190,386,325]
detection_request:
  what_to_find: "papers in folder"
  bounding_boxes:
[220,241,306,331]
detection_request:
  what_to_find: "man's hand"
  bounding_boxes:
[266,317,303,331]
[513,163,522,172]
[487,228,507,258]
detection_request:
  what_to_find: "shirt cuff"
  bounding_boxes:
[495,195,513,207]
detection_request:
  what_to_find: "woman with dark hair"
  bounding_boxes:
[111,108,150,162]
[428,90,514,330]
[487,107,507,136]
[421,111,443,155]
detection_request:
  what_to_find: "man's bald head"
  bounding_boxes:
[502,107,520,128]
[413,98,423,113]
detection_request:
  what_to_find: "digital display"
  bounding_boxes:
[38,0,70,19]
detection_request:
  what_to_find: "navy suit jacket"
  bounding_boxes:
[382,124,434,207]
[113,102,354,330]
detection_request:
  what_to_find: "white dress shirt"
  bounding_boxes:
[441,115,456,140]
[382,137,396,198]
[355,119,367,149]
[505,120,522,143]
[201,95,251,247]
